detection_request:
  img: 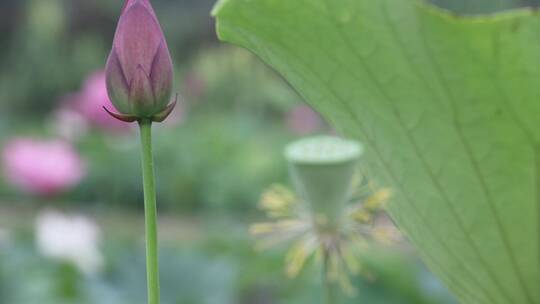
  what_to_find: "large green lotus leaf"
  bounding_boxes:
[213,0,540,303]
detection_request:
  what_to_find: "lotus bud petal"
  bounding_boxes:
[105,0,175,122]
[129,65,156,114]
[150,42,173,107]
[105,52,130,114]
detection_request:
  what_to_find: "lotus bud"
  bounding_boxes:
[104,0,176,123]
[285,136,362,232]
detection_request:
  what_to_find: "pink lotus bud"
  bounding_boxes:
[105,0,176,123]
[2,138,86,196]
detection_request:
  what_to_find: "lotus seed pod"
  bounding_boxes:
[285,136,362,231]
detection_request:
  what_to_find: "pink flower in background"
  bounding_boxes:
[286,105,322,135]
[2,138,86,196]
[74,71,132,132]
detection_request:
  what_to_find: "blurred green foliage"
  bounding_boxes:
[0,222,455,304]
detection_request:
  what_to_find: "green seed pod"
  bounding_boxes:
[285,136,362,231]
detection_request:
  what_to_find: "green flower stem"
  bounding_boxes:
[323,251,340,304]
[139,119,160,304]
